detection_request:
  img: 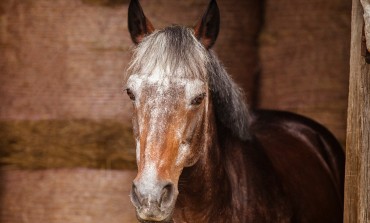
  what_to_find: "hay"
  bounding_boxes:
[0,120,136,170]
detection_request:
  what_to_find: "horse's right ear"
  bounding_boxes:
[128,0,154,44]
[194,0,220,49]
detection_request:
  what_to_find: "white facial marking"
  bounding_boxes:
[185,79,206,102]
[176,143,190,165]
[136,138,140,163]
[147,67,171,86]
[126,74,144,104]
[140,162,159,194]
[133,74,206,147]
[128,67,207,174]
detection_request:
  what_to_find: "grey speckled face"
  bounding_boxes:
[126,72,207,164]
[126,66,209,222]
[124,23,213,222]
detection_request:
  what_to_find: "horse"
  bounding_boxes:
[124,0,345,222]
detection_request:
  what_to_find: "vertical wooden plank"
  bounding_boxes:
[344,0,370,222]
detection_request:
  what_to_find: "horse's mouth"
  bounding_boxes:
[136,206,174,223]
[137,215,174,223]
[138,220,174,223]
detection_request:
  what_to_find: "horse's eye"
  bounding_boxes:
[126,88,136,101]
[191,93,206,106]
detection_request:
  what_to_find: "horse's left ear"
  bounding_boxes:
[194,0,220,49]
[128,0,155,44]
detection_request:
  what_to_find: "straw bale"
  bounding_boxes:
[0,120,136,170]
[259,0,351,145]
[0,168,137,223]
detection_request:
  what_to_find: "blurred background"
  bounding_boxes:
[0,0,350,222]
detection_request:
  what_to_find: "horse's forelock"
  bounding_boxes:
[126,25,209,81]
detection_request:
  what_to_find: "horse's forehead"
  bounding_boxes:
[127,74,206,97]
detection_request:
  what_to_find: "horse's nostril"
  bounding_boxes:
[131,183,142,207]
[159,183,174,208]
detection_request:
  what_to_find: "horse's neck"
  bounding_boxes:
[175,112,292,223]
[175,104,246,222]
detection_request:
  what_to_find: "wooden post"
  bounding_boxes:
[344,0,370,222]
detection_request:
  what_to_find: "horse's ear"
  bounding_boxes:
[194,0,220,49]
[128,0,155,44]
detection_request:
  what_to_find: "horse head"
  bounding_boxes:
[126,0,220,221]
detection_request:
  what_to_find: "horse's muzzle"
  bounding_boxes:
[131,180,177,222]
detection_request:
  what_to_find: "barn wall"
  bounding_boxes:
[0,0,132,121]
[259,0,351,145]
[0,169,137,223]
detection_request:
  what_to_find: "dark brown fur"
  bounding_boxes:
[174,109,344,223]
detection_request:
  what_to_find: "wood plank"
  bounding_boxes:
[344,0,370,222]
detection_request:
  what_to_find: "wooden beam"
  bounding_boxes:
[344,0,370,222]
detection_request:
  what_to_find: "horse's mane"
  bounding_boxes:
[126,25,252,140]
[207,51,252,140]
